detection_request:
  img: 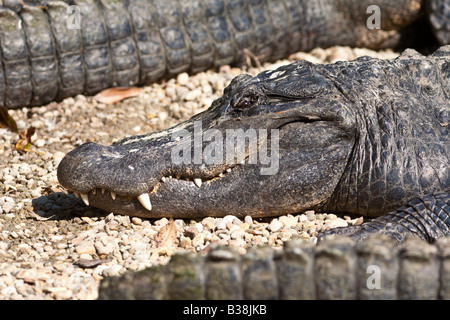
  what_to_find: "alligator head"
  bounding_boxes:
[57,60,358,219]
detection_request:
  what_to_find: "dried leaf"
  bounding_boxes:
[151,218,178,248]
[15,127,35,152]
[32,212,55,221]
[73,258,112,268]
[353,216,364,226]
[94,87,141,104]
[0,105,18,133]
[81,217,95,225]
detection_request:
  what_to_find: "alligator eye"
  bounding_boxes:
[232,95,258,110]
[237,100,253,109]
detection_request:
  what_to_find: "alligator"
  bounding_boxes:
[58,45,450,243]
[1,0,450,108]
[98,235,450,299]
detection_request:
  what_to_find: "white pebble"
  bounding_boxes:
[268,219,283,232]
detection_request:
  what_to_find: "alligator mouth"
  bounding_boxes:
[58,117,350,219]
[68,161,242,213]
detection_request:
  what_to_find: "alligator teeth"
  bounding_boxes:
[111,191,116,200]
[80,193,89,206]
[193,178,202,188]
[92,189,96,195]
[101,188,105,194]
[226,168,232,173]
[74,192,80,198]
[138,193,152,211]
[161,177,166,182]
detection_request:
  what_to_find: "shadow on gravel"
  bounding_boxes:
[32,192,109,221]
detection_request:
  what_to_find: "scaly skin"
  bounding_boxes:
[98,235,450,300]
[57,46,450,242]
[1,0,449,108]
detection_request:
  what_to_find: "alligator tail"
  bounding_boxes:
[0,0,312,108]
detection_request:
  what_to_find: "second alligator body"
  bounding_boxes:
[1,0,449,108]
[98,235,450,300]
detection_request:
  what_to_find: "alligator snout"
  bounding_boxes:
[57,140,156,197]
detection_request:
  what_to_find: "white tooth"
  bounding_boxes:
[218,173,224,177]
[161,177,166,182]
[240,160,245,164]
[92,189,96,195]
[101,188,105,194]
[168,175,172,179]
[111,191,116,200]
[138,193,152,211]
[74,192,80,198]
[226,168,232,173]
[80,193,89,206]
[193,178,202,188]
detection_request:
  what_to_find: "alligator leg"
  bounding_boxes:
[318,193,450,243]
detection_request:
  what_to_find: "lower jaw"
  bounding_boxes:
[86,193,250,219]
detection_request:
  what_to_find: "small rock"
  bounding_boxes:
[239,223,250,231]
[118,216,130,227]
[279,215,297,228]
[75,239,96,255]
[268,219,283,232]
[95,241,115,256]
[184,226,199,239]
[106,220,120,232]
[179,236,191,248]
[177,72,190,86]
[131,217,142,225]
[184,88,202,101]
[231,229,245,239]
[194,222,204,233]
[305,210,316,221]
[2,201,15,214]
[222,215,237,225]
[201,217,216,231]
[325,218,348,230]
[298,214,308,223]
[192,233,205,247]
[216,220,226,230]
[49,288,73,300]
[35,139,46,147]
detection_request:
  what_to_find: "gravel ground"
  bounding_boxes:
[0,46,399,299]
